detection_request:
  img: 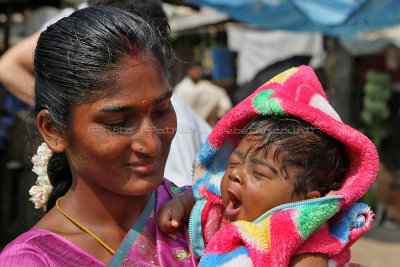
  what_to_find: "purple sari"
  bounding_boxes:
[0,179,197,266]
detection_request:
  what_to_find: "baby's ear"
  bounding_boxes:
[305,190,321,199]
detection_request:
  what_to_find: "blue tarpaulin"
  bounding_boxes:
[186,0,400,35]
[211,48,234,80]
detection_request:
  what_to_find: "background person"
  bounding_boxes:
[174,62,232,127]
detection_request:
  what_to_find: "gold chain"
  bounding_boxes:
[56,197,115,255]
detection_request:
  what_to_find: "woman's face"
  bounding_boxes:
[64,55,176,196]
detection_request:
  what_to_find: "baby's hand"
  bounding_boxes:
[157,196,186,240]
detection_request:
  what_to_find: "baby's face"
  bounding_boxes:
[220,135,303,222]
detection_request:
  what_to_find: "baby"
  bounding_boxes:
[158,115,348,265]
[159,65,377,266]
[158,114,347,223]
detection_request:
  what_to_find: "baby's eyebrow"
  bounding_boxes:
[249,157,277,174]
[233,149,244,157]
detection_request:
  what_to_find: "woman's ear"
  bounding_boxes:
[305,190,321,199]
[37,109,65,153]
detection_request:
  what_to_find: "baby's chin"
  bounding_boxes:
[226,211,256,223]
[231,210,265,223]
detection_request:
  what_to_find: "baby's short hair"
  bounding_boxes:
[240,115,348,196]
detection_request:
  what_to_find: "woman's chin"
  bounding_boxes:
[123,176,163,195]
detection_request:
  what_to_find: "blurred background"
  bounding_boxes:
[1,0,400,265]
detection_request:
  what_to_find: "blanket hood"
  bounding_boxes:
[192,65,379,210]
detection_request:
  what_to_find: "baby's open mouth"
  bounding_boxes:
[225,191,243,220]
[234,200,242,209]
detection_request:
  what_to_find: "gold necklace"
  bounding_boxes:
[56,197,115,255]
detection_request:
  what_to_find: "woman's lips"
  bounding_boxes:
[225,191,243,221]
[125,160,158,175]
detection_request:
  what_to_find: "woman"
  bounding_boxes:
[0,6,196,266]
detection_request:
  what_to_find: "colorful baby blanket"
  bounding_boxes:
[189,65,378,266]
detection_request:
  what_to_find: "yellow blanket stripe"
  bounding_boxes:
[264,67,299,85]
[236,217,271,251]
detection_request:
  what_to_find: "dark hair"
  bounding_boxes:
[34,6,172,211]
[88,0,169,36]
[186,61,202,70]
[241,115,348,197]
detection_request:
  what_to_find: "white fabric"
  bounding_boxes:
[38,3,211,186]
[166,95,211,186]
[163,3,229,32]
[309,93,342,122]
[227,25,325,85]
[39,3,88,32]
[175,77,232,121]
[174,76,195,98]
[24,6,60,35]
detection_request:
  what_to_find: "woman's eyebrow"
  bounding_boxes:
[154,90,173,104]
[99,105,134,113]
[249,157,277,174]
[98,90,173,113]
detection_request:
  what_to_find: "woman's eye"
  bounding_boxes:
[103,120,126,128]
[102,120,136,135]
[152,101,172,116]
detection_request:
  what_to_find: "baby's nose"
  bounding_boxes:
[229,167,245,185]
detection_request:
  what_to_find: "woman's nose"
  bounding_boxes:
[131,118,161,157]
[229,167,245,185]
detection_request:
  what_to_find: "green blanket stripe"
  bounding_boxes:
[252,89,285,115]
[298,200,339,239]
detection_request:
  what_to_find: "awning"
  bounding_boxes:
[186,0,400,36]
[164,3,229,32]
[339,25,400,55]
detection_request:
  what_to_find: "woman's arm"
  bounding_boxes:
[289,253,328,267]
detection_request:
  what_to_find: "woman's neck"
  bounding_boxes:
[62,180,152,233]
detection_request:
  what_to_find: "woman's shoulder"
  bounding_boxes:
[1,228,56,251]
[0,229,54,266]
[0,229,104,266]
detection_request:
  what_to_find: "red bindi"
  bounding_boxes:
[142,100,148,107]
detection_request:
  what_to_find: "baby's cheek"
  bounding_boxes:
[221,191,228,208]
[220,176,229,204]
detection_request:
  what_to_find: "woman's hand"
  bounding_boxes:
[157,194,196,240]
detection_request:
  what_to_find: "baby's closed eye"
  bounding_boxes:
[252,168,269,179]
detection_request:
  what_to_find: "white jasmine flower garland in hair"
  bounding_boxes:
[29,142,53,211]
